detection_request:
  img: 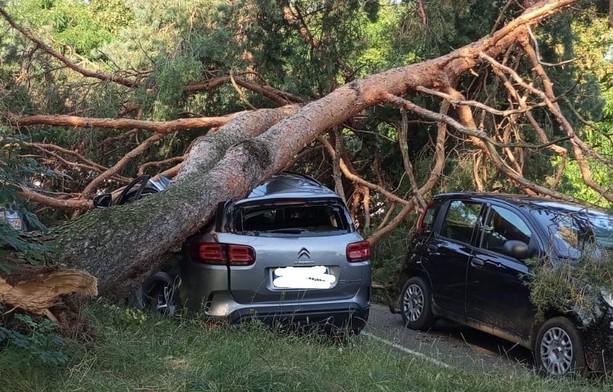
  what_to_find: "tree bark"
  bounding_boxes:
[5,1,582,307]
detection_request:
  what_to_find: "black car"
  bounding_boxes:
[399,193,613,376]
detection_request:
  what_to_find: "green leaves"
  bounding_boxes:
[0,313,68,365]
[151,56,202,120]
[526,247,613,327]
[13,0,116,56]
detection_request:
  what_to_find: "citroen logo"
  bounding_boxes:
[297,247,311,260]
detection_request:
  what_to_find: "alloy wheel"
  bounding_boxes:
[403,283,425,322]
[539,326,574,376]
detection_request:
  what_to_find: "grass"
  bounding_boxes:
[0,301,610,392]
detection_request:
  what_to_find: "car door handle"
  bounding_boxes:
[470,257,485,267]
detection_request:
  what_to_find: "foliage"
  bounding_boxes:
[101,303,149,327]
[1,0,610,208]
[552,11,613,207]
[0,143,52,265]
[0,128,49,258]
[0,312,68,365]
[370,217,415,287]
[0,0,611,299]
[10,0,121,57]
[526,247,613,327]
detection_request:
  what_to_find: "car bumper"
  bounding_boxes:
[178,259,371,331]
[179,284,369,331]
[227,303,370,331]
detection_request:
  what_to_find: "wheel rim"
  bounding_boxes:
[402,283,424,322]
[539,326,574,375]
[150,284,176,315]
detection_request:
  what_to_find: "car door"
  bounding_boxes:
[425,199,484,316]
[465,203,535,341]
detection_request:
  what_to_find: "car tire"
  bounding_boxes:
[142,272,180,316]
[534,317,587,377]
[401,276,434,331]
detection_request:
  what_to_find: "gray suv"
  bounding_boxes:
[140,173,371,333]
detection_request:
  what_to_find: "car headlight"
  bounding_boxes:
[601,290,613,308]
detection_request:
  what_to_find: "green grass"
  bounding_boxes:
[0,302,610,392]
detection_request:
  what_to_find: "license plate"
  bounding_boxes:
[272,266,336,289]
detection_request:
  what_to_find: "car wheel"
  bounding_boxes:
[534,317,586,377]
[401,276,434,330]
[142,272,180,316]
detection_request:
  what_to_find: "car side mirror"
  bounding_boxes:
[503,240,530,259]
[93,193,112,208]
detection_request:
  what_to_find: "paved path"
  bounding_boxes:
[362,303,535,375]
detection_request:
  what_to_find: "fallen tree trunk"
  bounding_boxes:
[51,106,299,299]
[6,0,581,310]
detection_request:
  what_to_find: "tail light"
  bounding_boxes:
[346,240,371,262]
[198,244,225,263]
[196,243,255,266]
[228,245,255,265]
[416,200,433,233]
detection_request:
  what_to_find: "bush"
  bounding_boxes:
[369,218,416,302]
[0,312,68,365]
[526,246,613,327]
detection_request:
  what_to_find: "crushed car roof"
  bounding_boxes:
[245,172,339,200]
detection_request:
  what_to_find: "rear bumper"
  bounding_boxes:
[178,258,371,331]
[228,304,370,331]
[178,283,370,331]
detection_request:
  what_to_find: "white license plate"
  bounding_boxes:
[272,266,336,289]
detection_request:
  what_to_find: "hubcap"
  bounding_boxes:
[540,326,573,375]
[403,283,424,322]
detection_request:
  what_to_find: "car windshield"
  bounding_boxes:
[232,200,351,236]
[530,208,613,259]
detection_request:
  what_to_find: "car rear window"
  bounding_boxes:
[231,200,351,236]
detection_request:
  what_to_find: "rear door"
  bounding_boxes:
[424,199,484,315]
[222,199,370,304]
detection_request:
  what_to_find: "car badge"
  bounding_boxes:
[295,247,314,264]
[297,247,311,260]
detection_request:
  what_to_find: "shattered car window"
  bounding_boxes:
[233,200,350,235]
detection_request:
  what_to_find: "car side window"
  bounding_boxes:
[481,205,532,254]
[439,200,482,244]
[420,203,439,232]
